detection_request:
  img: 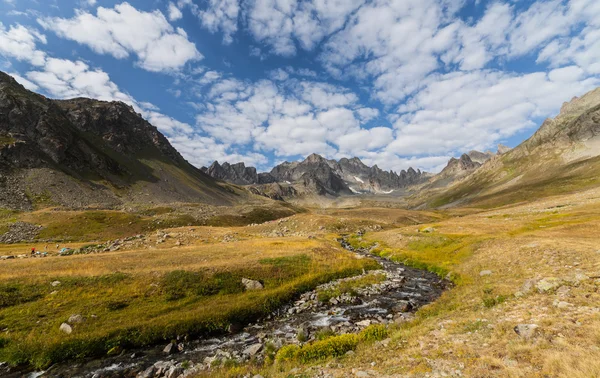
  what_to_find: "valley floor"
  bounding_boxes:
[0,187,599,377]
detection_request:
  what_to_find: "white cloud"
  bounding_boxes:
[197,0,239,44]
[38,2,201,72]
[390,69,600,157]
[167,2,183,21]
[169,135,268,168]
[296,82,357,109]
[26,58,134,103]
[356,107,379,122]
[269,68,289,81]
[286,66,317,78]
[337,127,393,155]
[0,23,47,66]
[245,0,362,56]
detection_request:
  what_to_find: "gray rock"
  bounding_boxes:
[51,280,61,287]
[479,270,492,276]
[536,278,562,293]
[553,300,570,309]
[393,300,412,312]
[243,343,263,356]
[242,278,264,290]
[136,366,155,378]
[514,324,539,339]
[163,342,176,355]
[166,366,183,378]
[68,314,84,324]
[59,323,72,334]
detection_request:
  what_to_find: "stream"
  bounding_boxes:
[5,236,449,378]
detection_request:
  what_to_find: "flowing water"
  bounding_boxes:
[4,236,449,378]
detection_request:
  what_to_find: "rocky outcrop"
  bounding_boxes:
[497,144,512,154]
[201,161,275,185]
[467,150,494,164]
[424,154,482,189]
[0,71,236,209]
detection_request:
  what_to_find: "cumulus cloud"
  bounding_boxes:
[26,58,134,103]
[197,0,239,44]
[390,69,600,156]
[245,0,362,56]
[167,2,183,21]
[38,2,201,72]
[0,23,47,66]
[4,1,600,174]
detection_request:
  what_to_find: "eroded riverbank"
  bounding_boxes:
[13,235,449,378]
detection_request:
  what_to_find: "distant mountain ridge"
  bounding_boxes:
[203,153,429,197]
[0,71,237,210]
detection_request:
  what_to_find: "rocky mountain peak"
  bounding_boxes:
[0,71,234,209]
[497,144,512,154]
[305,153,326,164]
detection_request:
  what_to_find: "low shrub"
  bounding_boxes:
[359,324,388,343]
[296,334,360,362]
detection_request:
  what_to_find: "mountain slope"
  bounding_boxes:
[419,87,600,208]
[0,71,238,210]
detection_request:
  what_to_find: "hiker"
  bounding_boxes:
[31,247,36,256]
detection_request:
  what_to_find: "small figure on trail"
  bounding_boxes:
[31,247,36,256]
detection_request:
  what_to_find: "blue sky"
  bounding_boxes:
[1,0,599,173]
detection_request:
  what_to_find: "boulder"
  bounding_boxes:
[479,270,492,276]
[536,278,562,293]
[243,343,263,356]
[242,278,263,290]
[166,366,184,378]
[393,300,412,312]
[163,342,176,355]
[356,319,371,327]
[68,314,84,324]
[59,323,72,334]
[514,324,539,339]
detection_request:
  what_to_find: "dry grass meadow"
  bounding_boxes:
[1,187,600,376]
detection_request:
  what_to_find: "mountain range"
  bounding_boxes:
[201,148,503,200]
[1,69,599,210]
[202,153,431,198]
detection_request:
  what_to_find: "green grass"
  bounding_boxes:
[205,208,295,227]
[0,253,378,369]
[275,325,388,364]
[348,232,477,283]
[32,210,198,242]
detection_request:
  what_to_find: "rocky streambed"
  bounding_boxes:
[13,236,449,378]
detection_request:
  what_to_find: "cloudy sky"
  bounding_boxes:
[1,0,599,173]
